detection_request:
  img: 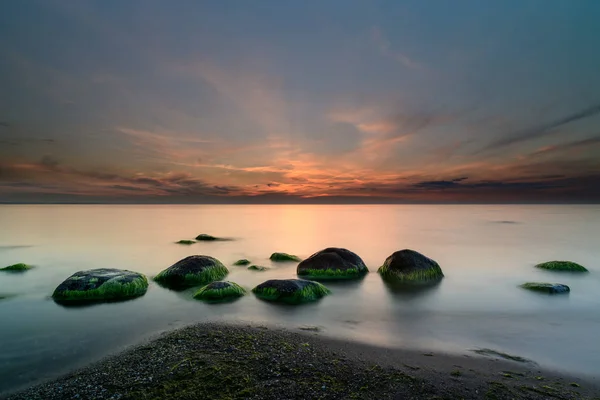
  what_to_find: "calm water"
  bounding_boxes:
[0,204,599,393]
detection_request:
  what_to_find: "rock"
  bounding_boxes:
[233,259,251,266]
[195,234,229,241]
[270,252,301,262]
[535,261,588,272]
[52,269,148,303]
[248,265,269,271]
[252,279,330,304]
[175,240,195,245]
[296,248,368,280]
[1,263,33,272]
[378,249,444,283]
[520,282,570,294]
[154,255,228,288]
[193,281,246,302]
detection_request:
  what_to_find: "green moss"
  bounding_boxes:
[535,261,588,272]
[269,252,301,262]
[520,282,570,294]
[193,282,246,302]
[175,240,195,245]
[252,281,331,304]
[154,264,228,287]
[233,259,251,266]
[247,265,268,271]
[378,263,444,283]
[297,268,366,280]
[53,274,148,302]
[1,263,33,272]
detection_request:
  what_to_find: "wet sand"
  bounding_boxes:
[4,323,599,399]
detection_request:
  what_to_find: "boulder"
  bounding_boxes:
[378,249,444,283]
[520,282,570,294]
[535,261,588,272]
[195,234,229,241]
[52,268,148,303]
[233,259,251,266]
[175,240,195,245]
[154,255,228,288]
[270,252,301,262]
[193,281,246,302]
[297,247,368,280]
[252,279,330,304]
[248,265,269,271]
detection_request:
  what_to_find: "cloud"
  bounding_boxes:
[481,103,600,152]
[371,27,422,70]
[0,121,10,128]
[530,135,600,156]
[413,177,469,189]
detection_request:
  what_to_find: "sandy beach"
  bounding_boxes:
[4,322,599,400]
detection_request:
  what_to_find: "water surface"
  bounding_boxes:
[0,204,599,393]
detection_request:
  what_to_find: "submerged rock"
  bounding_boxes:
[296,247,368,280]
[175,240,196,245]
[1,263,33,272]
[520,282,570,294]
[248,265,269,271]
[252,279,330,304]
[195,234,228,241]
[52,268,148,303]
[378,249,444,283]
[233,259,251,266]
[193,281,246,302]
[535,261,588,272]
[270,252,301,262]
[154,255,228,288]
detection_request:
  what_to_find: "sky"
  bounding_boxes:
[1,0,600,203]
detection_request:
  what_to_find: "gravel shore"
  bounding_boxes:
[4,323,599,400]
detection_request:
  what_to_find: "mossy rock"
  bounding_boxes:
[154,255,228,289]
[520,282,570,294]
[175,240,196,245]
[233,259,251,266]
[248,265,269,271]
[269,252,301,262]
[193,281,246,302]
[535,261,588,272]
[1,263,33,272]
[52,268,148,303]
[297,247,368,280]
[378,249,444,283]
[195,234,228,241]
[252,279,330,304]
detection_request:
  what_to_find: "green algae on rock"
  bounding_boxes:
[195,233,230,241]
[52,268,148,303]
[535,261,588,272]
[154,255,228,289]
[247,265,269,271]
[175,240,196,245]
[193,281,246,302]
[233,259,251,266]
[520,282,570,294]
[296,247,368,280]
[378,249,444,283]
[269,252,301,262]
[252,279,330,304]
[1,263,33,272]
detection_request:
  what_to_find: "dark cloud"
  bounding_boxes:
[530,135,600,156]
[110,185,148,192]
[413,177,469,189]
[0,137,55,146]
[481,103,600,152]
[40,155,60,169]
[0,121,10,128]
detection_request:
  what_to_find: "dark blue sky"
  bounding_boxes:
[1,0,600,202]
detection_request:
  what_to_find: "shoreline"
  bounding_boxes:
[3,322,598,400]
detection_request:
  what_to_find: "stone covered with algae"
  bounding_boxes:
[269,252,301,262]
[296,247,368,280]
[248,265,269,271]
[175,240,195,245]
[252,279,330,304]
[1,263,33,272]
[535,261,588,272]
[154,255,228,288]
[520,282,570,294]
[378,249,444,283]
[233,259,251,266]
[52,268,148,303]
[193,281,246,302]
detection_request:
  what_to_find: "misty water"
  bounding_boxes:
[0,204,599,393]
